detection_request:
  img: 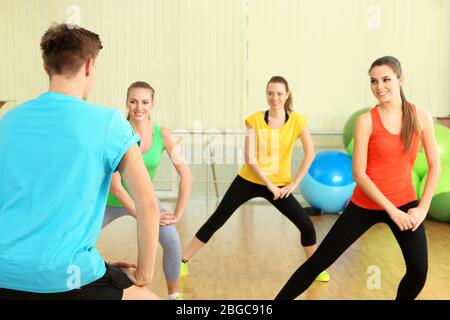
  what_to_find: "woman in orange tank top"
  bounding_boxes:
[276,56,441,300]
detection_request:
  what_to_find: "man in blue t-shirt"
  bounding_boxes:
[0,23,160,300]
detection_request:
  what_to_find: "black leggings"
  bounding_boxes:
[196,175,316,246]
[0,264,133,300]
[275,200,428,300]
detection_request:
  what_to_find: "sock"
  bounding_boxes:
[168,292,179,300]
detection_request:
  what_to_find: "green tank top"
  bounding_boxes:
[107,123,165,207]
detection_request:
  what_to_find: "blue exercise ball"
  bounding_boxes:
[301,150,356,213]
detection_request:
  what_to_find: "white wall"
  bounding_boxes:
[1,0,449,128]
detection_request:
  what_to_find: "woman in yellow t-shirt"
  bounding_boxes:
[181,76,329,283]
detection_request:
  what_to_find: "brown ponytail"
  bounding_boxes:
[399,87,419,151]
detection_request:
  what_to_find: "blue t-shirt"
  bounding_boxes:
[0,92,140,293]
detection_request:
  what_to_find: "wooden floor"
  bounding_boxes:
[97,199,450,300]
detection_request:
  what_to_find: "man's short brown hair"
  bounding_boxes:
[40,23,103,77]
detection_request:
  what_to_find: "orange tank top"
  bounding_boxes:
[351,105,420,210]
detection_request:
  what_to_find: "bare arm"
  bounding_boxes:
[118,144,159,285]
[109,172,137,218]
[408,108,441,231]
[280,125,315,198]
[352,113,415,231]
[160,127,193,225]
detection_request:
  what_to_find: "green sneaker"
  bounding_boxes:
[180,261,188,278]
[315,270,330,282]
[175,293,184,300]
[168,292,184,300]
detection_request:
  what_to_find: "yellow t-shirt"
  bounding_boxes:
[238,111,307,186]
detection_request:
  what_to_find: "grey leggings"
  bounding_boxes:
[103,200,181,282]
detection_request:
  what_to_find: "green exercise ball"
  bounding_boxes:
[413,124,450,179]
[413,149,428,179]
[428,193,450,223]
[434,124,450,164]
[412,170,421,199]
[342,108,370,148]
[346,138,354,157]
[418,163,450,223]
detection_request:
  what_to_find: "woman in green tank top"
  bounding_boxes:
[103,82,193,300]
